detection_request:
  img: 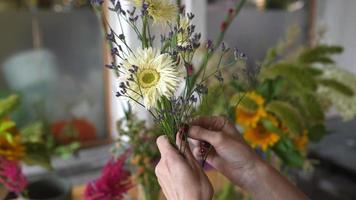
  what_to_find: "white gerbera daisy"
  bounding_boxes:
[121,47,180,109]
[129,0,178,24]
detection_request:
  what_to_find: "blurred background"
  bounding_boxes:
[0,0,355,199]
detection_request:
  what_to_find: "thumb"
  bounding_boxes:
[188,126,226,146]
[156,135,180,157]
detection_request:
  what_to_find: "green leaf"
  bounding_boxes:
[54,142,80,159]
[230,80,246,92]
[298,92,325,123]
[308,124,327,142]
[256,79,285,101]
[5,132,14,144]
[0,95,20,118]
[20,122,45,143]
[22,143,52,169]
[266,101,304,135]
[260,63,317,91]
[318,79,354,96]
[0,120,16,132]
[238,95,259,112]
[261,119,284,135]
[273,138,304,167]
[299,45,343,64]
[305,67,323,77]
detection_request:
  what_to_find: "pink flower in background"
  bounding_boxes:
[0,156,28,193]
[84,153,132,200]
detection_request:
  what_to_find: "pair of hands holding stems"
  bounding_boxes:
[155,116,309,200]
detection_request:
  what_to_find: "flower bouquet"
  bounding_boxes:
[234,28,355,167]
[91,0,248,157]
[87,0,250,199]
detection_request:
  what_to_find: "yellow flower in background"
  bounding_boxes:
[129,0,178,24]
[236,91,267,128]
[293,131,308,152]
[243,115,280,151]
[122,47,181,109]
[244,124,280,151]
[0,121,25,161]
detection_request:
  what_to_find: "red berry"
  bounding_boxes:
[221,22,228,32]
[228,8,234,15]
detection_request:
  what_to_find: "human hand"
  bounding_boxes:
[155,133,213,200]
[188,116,262,189]
[189,116,309,200]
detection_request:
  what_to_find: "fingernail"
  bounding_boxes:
[177,131,183,139]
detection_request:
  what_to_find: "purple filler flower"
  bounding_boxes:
[84,153,132,200]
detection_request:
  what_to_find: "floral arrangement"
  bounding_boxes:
[203,27,355,169]
[87,0,249,199]
[0,94,79,196]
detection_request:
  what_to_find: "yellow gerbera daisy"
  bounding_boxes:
[122,47,180,109]
[236,91,267,128]
[129,0,178,24]
[244,123,280,151]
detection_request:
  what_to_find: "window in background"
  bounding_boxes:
[0,7,111,147]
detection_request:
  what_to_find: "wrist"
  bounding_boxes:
[238,156,268,191]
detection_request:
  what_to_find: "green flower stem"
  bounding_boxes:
[142,16,149,48]
[188,0,247,94]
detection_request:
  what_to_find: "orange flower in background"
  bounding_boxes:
[0,120,25,161]
[293,131,309,152]
[243,115,280,151]
[244,124,280,151]
[235,91,267,128]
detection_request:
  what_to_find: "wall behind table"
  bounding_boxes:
[317,0,356,73]
[207,2,308,66]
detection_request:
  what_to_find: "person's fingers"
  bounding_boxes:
[156,135,180,158]
[176,131,201,168]
[191,116,236,135]
[192,147,225,170]
[176,130,185,150]
[188,125,226,146]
